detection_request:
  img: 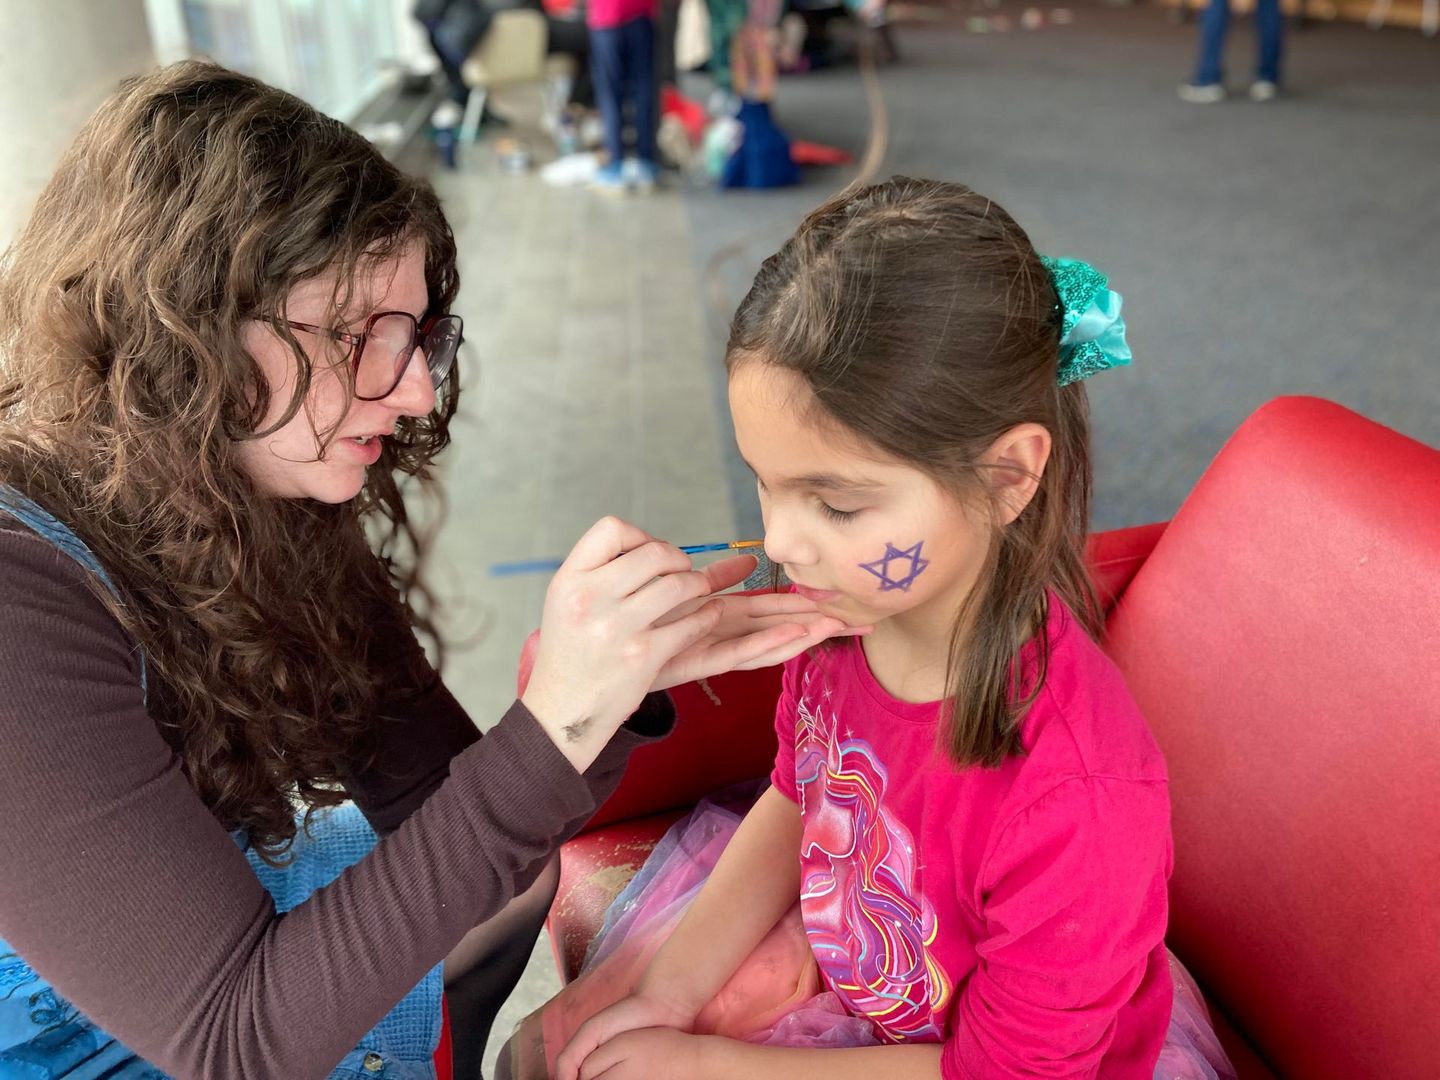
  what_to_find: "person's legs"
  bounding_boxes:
[1192,0,1230,86]
[626,17,659,165]
[1254,0,1284,84]
[425,23,473,106]
[706,0,747,93]
[444,856,561,1080]
[655,0,680,88]
[547,18,595,106]
[589,25,627,166]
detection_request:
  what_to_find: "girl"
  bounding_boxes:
[0,62,850,1079]
[536,178,1233,1079]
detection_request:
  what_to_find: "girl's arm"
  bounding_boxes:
[556,784,804,1078]
[642,784,803,1007]
[578,1032,944,1080]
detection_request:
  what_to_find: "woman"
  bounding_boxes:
[0,61,846,1079]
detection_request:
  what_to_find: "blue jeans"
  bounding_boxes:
[589,16,657,165]
[1193,0,1283,86]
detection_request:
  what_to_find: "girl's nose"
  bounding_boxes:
[383,346,435,417]
[762,506,817,571]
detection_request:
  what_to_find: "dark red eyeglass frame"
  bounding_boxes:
[283,310,463,401]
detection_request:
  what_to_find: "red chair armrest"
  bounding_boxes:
[1087,521,1167,616]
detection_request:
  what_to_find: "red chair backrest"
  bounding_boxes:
[1104,397,1440,1078]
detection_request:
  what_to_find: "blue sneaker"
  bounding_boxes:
[592,160,627,194]
[624,158,661,193]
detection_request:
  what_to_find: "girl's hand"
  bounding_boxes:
[651,554,870,692]
[555,992,698,1080]
[522,517,734,773]
[571,1029,713,1080]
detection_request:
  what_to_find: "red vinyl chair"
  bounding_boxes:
[434,997,453,1080]
[525,398,1440,1078]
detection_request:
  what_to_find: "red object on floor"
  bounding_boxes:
[789,140,856,166]
[434,995,453,1080]
[661,85,708,143]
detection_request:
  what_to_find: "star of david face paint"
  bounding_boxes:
[729,363,994,634]
[860,541,931,592]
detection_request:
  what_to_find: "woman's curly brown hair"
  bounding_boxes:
[0,61,461,862]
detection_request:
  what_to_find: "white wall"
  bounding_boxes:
[0,0,156,246]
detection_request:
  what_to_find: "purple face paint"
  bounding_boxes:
[859,541,930,592]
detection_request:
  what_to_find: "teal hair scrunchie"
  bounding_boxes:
[1041,255,1133,387]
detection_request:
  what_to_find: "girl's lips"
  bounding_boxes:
[793,583,841,603]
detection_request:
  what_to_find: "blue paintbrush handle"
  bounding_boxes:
[490,541,757,577]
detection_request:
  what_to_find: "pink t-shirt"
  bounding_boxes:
[770,598,1174,1078]
[585,0,656,30]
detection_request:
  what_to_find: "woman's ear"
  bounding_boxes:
[982,423,1052,525]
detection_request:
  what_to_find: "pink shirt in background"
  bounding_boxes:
[771,598,1174,1078]
[585,0,656,30]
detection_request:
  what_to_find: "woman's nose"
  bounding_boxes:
[382,346,435,417]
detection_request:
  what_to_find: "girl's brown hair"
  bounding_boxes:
[0,61,460,859]
[727,177,1101,767]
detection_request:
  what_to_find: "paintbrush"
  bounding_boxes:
[490,539,765,578]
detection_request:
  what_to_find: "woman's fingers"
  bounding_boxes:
[579,539,690,601]
[650,578,817,630]
[729,619,853,670]
[698,552,760,593]
[625,566,721,629]
[651,621,808,691]
[559,516,655,574]
[647,597,728,662]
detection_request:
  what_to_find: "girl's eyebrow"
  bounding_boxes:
[791,473,884,494]
[740,457,883,494]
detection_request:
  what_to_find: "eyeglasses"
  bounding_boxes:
[283,310,463,402]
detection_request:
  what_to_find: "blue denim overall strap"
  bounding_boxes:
[0,486,442,1079]
[0,486,147,699]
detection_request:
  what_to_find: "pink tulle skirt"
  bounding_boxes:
[507,794,1235,1079]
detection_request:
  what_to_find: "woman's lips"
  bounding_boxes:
[338,434,384,465]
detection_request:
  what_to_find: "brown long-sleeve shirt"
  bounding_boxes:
[0,521,672,1078]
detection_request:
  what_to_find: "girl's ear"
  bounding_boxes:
[982,423,1052,525]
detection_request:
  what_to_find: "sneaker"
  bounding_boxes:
[1249,79,1278,102]
[592,160,627,194]
[1177,83,1226,104]
[624,158,661,193]
[430,100,464,130]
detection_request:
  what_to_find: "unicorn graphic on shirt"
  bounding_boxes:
[792,671,952,1042]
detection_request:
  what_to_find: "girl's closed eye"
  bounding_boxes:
[820,501,859,523]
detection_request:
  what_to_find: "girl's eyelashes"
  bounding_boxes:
[752,473,859,521]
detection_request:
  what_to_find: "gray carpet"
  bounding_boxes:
[681,3,1440,534]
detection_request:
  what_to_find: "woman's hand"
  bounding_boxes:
[556,994,704,1080]
[650,553,868,692]
[521,517,732,772]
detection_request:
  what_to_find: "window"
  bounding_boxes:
[145,0,420,121]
